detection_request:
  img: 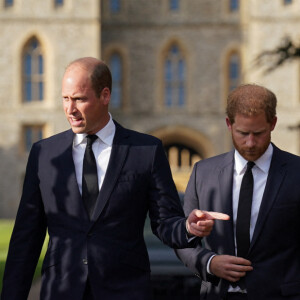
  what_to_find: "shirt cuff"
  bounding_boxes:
[207,254,217,275]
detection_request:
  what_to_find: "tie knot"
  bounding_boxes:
[86,135,98,147]
[247,161,255,170]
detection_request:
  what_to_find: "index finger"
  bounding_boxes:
[233,256,252,266]
[205,211,230,220]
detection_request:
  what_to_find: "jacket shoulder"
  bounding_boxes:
[115,122,162,146]
[32,129,73,149]
[273,144,300,167]
[194,151,234,170]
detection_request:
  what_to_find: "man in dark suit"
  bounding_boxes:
[176,84,300,300]
[1,57,229,300]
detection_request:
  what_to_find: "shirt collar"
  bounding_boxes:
[73,113,116,147]
[234,143,273,175]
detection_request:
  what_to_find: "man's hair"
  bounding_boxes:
[90,62,112,97]
[66,57,112,98]
[226,84,277,124]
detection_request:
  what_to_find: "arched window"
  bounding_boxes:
[23,125,44,152]
[22,37,44,102]
[229,0,240,12]
[169,0,180,11]
[228,52,241,92]
[109,53,122,109]
[165,144,201,171]
[54,0,64,7]
[110,0,120,13]
[5,0,14,7]
[165,143,201,192]
[164,44,185,107]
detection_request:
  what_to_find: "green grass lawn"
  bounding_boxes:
[0,219,48,293]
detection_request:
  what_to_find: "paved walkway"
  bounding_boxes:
[28,279,41,300]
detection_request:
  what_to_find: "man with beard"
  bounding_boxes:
[176,84,300,300]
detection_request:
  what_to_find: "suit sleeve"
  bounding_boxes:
[175,163,219,284]
[1,143,47,300]
[147,141,198,249]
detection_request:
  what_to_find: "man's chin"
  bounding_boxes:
[242,152,260,161]
[71,126,85,134]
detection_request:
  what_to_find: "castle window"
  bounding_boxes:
[110,0,120,13]
[169,0,179,11]
[229,0,239,12]
[228,52,241,92]
[109,53,122,109]
[4,0,13,7]
[23,125,44,152]
[164,45,185,107]
[54,0,64,7]
[22,37,44,102]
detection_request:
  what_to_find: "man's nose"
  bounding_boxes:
[67,101,77,114]
[246,134,256,147]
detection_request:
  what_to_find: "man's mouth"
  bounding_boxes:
[69,117,83,126]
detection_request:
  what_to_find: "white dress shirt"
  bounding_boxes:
[232,143,273,247]
[208,143,273,292]
[72,114,116,195]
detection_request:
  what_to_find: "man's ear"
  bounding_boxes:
[226,117,233,130]
[101,87,111,105]
[270,117,277,131]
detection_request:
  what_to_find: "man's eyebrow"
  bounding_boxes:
[62,94,86,99]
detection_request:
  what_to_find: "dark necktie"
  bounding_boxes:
[236,161,255,258]
[82,135,99,219]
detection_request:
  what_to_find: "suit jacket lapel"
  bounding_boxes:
[57,130,79,193]
[218,151,236,255]
[91,122,129,222]
[249,145,286,253]
[52,130,90,220]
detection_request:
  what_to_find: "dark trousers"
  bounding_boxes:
[224,292,248,300]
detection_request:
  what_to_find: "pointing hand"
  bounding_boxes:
[186,209,230,237]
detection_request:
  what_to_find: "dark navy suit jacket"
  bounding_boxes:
[1,121,192,300]
[176,145,300,300]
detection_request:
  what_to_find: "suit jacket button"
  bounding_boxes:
[82,258,88,265]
